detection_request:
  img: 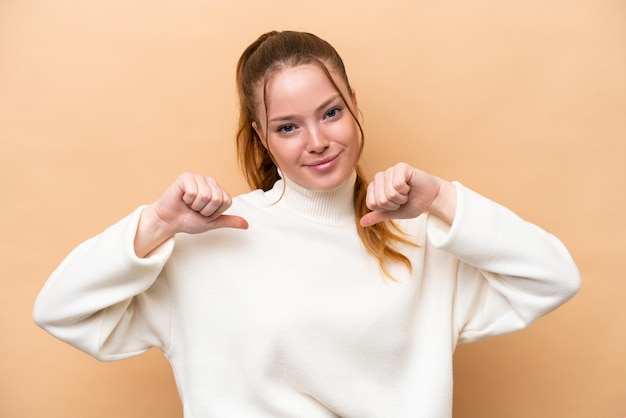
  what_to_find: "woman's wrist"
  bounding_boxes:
[133,206,176,258]
[426,180,457,226]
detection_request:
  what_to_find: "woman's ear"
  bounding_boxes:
[252,121,267,149]
[351,90,358,111]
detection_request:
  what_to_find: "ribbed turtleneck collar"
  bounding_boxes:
[264,171,357,225]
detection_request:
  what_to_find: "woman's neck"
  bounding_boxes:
[264,171,357,225]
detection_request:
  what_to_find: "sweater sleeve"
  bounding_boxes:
[33,207,174,361]
[425,182,581,344]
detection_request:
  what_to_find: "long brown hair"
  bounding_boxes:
[235,30,415,278]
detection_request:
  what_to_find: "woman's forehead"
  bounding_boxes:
[256,63,349,108]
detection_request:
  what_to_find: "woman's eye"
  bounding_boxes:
[278,124,295,134]
[325,107,341,118]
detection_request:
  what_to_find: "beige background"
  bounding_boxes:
[1,0,624,417]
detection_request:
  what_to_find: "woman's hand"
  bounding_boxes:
[360,162,457,227]
[134,173,248,257]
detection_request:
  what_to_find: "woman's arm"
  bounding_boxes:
[33,173,249,360]
[33,208,175,360]
[361,162,580,342]
[429,183,581,343]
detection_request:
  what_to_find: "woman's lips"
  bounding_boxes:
[306,154,340,172]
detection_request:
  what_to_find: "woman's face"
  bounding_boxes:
[253,63,361,191]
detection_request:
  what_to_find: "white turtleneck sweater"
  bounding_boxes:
[33,173,580,418]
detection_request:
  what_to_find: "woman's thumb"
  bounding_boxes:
[212,215,249,230]
[360,211,388,227]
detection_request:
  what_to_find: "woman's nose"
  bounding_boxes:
[306,129,330,153]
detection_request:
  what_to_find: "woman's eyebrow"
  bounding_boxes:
[269,94,341,123]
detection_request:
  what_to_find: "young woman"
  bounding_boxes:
[34,30,580,417]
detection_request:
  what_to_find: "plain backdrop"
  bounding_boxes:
[1,0,625,417]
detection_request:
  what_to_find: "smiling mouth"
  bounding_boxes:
[306,154,339,167]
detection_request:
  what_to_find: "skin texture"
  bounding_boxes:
[133,63,457,258]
